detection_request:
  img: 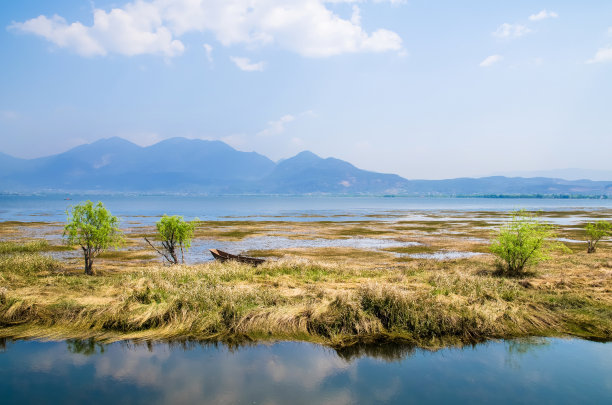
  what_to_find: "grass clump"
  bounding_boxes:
[0,253,61,277]
[0,240,51,254]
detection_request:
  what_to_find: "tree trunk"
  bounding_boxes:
[169,246,178,264]
[587,243,596,254]
[83,248,95,275]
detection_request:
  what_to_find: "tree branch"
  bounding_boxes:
[144,237,173,264]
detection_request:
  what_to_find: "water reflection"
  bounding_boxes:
[66,338,106,356]
[503,337,551,369]
[0,337,610,404]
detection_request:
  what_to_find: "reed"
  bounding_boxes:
[0,242,610,347]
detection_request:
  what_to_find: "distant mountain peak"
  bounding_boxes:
[293,150,320,159]
[88,137,140,148]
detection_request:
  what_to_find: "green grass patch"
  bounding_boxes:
[382,245,433,254]
[216,230,257,239]
[334,227,389,236]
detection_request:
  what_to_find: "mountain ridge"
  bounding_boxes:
[0,138,610,196]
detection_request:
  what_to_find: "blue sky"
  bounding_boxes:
[1,0,611,179]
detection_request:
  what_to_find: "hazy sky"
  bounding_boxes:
[1,0,611,179]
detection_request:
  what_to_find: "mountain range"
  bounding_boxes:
[0,137,610,196]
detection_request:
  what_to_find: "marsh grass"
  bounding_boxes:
[1,244,610,347]
[335,227,390,236]
[1,212,611,348]
[0,240,52,254]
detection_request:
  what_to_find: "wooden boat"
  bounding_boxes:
[209,249,265,266]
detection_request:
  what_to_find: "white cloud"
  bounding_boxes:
[10,0,403,58]
[230,56,265,71]
[257,114,296,136]
[479,54,503,67]
[10,7,184,58]
[203,43,213,64]
[350,5,361,26]
[586,46,612,64]
[529,10,559,21]
[256,110,314,137]
[493,23,531,39]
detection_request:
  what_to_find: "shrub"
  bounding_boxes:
[585,220,612,253]
[490,210,567,275]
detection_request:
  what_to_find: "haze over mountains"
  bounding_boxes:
[0,137,610,196]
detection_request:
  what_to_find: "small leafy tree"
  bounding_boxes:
[490,210,567,275]
[585,220,612,253]
[64,201,123,275]
[145,215,198,264]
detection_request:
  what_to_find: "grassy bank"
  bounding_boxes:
[1,241,610,348]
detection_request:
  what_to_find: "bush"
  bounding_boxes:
[585,220,612,253]
[490,210,567,275]
[64,201,123,275]
[145,215,198,264]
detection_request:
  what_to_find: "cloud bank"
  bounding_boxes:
[10,0,403,59]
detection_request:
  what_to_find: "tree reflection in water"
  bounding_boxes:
[66,338,106,356]
[65,338,420,363]
[335,341,417,362]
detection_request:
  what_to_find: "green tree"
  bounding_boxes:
[585,220,612,253]
[145,215,198,264]
[64,201,123,275]
[490,210,567,275]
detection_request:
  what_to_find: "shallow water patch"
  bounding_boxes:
[188,236,422,262]
[401,251,485,260]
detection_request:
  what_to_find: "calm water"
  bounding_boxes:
[0,338,610,404]
[1,195,611,224]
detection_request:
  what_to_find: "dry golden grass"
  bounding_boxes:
[1,248,610,348]
[1,211,610,348]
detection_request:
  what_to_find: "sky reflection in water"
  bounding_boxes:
[0,338,610,404]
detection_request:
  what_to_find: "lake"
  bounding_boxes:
[0,338,610,404]
[1,194,611,224]
[1,196,611,403]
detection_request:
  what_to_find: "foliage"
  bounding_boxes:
[63,201,123,275]
[490,210,567,275]
[585,220,612,253]
[146,215,198,264]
